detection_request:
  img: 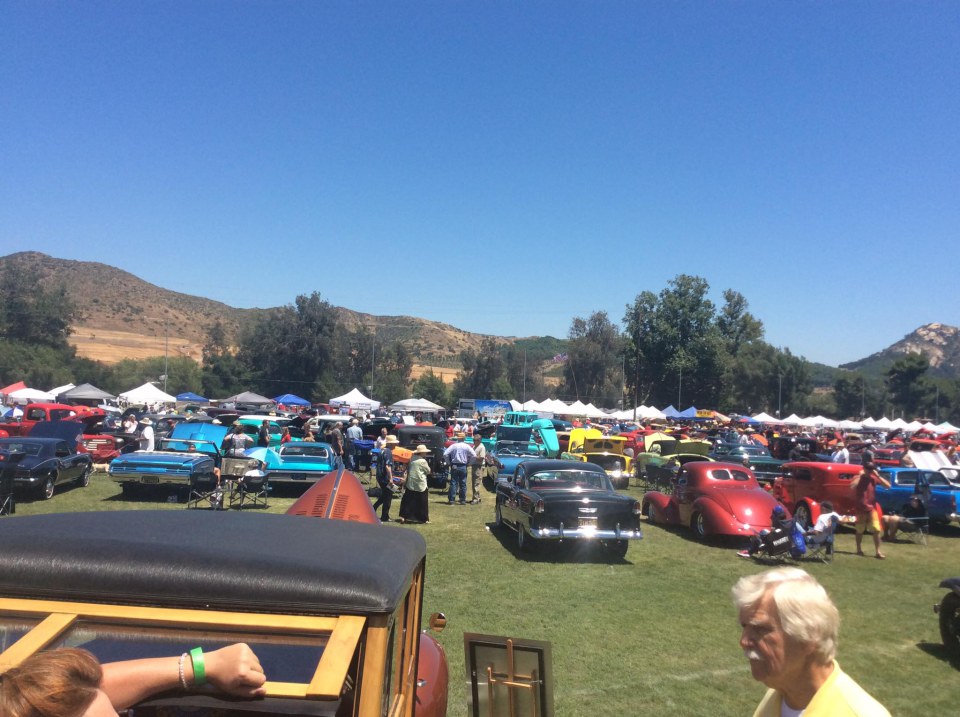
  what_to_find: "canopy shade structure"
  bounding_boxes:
[218,391,275,406]
[59,383,115,401]
[119,382,177,404]
[329,388,380,411]
[273,393,311,407]
[176,391,208,403]
[388,397,444,412]
[751,412,780,423]
[0,381,27,397]
[7,387,56,403]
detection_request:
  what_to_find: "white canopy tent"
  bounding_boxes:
[48,383,75,397]
[7,387,56,403]
[119,382,177,405]
[329,388,380,411]
[781,414,804,425]
[751,412,781,423]
[388,397,444,412]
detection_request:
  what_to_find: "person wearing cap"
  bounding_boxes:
[443,432,476,505]
[373,435,398,522]
[470,434,487,505]
[738,504,793,558]
[852,461,890,559]
[399,444,432,524]
[138,417,155,452]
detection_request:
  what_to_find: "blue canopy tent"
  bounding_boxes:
[273,393,311,407]
[661,405,680,419]
[176,391,208,403]
[677,406,699,419]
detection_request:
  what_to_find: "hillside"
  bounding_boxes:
[0,252,521,368]
[841,323,960,379]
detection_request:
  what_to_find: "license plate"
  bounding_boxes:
[578,517,597,528]
[142,476,159,484]
[291,473,306,481]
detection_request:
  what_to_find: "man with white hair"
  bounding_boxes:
[732,567,889,716]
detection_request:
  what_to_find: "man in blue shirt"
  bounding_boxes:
[443,432,476,505]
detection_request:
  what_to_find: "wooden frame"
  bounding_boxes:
[0,597,366,702]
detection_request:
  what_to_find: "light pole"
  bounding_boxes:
[678,365,682,407]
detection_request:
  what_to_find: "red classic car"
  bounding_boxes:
[771,461,873,529]
[642,461,783,539]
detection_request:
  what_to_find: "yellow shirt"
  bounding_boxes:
[752,661,890,717]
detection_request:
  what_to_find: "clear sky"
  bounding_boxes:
[2,1,957,367]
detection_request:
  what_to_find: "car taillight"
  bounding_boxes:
[535,499,545,513]
[632,501,642,515]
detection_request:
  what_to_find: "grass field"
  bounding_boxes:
[10,469,959,716]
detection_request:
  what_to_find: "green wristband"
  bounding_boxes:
[189,647,206,686]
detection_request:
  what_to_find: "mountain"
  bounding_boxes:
[840,323,960,379]
[0,252,518,368]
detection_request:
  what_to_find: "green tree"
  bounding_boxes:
[886,352,934,418]
[561,311,623,406]
[373,341,413,406]
[454,338,506,399]
[201,319,246,398]
[834,372,867,419]
[0,266,77,350]
[411,369,451,408]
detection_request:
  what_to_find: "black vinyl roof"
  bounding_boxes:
[0,511,426,616]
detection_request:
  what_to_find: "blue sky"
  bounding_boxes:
[2,1,958,367]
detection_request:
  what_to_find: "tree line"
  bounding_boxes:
[0,265,956,422]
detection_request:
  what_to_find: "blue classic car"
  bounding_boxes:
[877,467,959,525]
[490,440,547,484]
[256,442,337,483]
[0,421,93,500]
[109,422,229,497]
[494,459,642,558]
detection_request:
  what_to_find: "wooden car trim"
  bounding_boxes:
[358,617,390,715]
[0,597,365,701]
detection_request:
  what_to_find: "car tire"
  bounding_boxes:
[692,512,707,539]
[793,503,811,530]
[607,540,628,559]
[939,592,960,658]
[77,465,91,488]
[494,503,504,530]
[41,475,56,501]
[517,525,529,552]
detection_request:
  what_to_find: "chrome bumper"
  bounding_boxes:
[530,524,643,541]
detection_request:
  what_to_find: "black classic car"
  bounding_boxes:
[0,421,93,500]
[494,459,643,558]
[936,577,960,658]
[396,425,449,489]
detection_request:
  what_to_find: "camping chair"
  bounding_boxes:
[896,515,929,547]
[752,525,797,562]
[230,469,269,510]
[0,452,24,517]
[805,515,839,563]
[187,472,224,510]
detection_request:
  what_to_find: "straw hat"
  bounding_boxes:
[139,417,153,426]
[385,435,399,445]
[413,444,431,455]
[455,432,466,440]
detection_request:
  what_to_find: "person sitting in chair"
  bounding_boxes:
[882,494,926,541]
[738,505,792,558]
[806,501,842,547]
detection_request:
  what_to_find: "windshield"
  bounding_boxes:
[527,469,610,491]
[0,441,43,456]
[281,444,331,458]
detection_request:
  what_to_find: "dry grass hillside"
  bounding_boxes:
[1,252,512,369]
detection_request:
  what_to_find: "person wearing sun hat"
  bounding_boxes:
[138,417,155,452]
[399,444,432,524]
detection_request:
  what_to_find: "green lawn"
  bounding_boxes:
[11,470,959,716]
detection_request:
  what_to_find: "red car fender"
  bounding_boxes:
[691,497,742,535]
[644,492,678,524]
[416,632,449,717]
[0,429,7,439]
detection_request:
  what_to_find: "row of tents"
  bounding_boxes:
[3,379,957,434]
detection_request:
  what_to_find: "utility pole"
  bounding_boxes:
[777,374,782,419]
[678,365,682,407]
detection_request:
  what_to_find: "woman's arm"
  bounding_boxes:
[101,643,266,709]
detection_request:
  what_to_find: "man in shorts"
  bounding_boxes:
[852,461,890,559]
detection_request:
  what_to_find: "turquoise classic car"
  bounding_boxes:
[255,441,337,484]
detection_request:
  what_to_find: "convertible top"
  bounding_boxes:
[0,511,426,616]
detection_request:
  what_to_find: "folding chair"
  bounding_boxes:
[0,452,23,517]
[805,515,839,563]
[230,470,269,510]
[897,515,929,547]
[187,472,224,510]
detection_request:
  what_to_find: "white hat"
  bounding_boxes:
[413,444,431,455]
[139,417,153,425]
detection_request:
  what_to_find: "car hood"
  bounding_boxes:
[111,451,211,469]
[170,422,230,444]
[28,421,84,443]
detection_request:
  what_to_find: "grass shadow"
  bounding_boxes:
[915,641,960,669]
